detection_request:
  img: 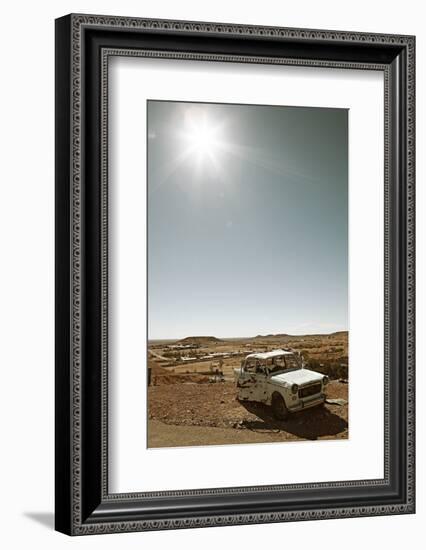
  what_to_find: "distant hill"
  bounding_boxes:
[326,331,348,339]
[253,331,348,340]
[177,336,223,345]
[254,333,291,340]
[173,332,348,344]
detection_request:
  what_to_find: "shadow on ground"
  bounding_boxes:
[239,401,348,440]
[24,512,54,530]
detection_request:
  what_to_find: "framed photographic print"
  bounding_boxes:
[55,14,415,535]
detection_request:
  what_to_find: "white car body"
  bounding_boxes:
[234,349,327,416]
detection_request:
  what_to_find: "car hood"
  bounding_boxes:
[270,369,324,387]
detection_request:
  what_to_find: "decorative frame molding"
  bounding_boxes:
[55,14,415,535]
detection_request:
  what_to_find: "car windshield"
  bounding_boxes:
[268,354,300,374]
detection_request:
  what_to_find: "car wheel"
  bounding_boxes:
[271,393,288,420]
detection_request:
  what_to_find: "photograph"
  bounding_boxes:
[147,99,349,448]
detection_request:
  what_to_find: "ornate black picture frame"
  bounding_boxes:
[55,14,415,535]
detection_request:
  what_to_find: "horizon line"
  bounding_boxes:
[148,329,349,341]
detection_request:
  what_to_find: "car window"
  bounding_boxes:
[275,356,286,368]
[245,358,257,371]
[270,355,286,370]
[284,354,299,369]
[256,361,265,374]
[269,354,299,373]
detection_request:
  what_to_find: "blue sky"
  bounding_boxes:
[147,100,348,339]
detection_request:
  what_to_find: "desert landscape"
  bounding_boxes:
[147,331,348,448]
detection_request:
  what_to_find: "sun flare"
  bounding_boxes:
[180,109,225,165]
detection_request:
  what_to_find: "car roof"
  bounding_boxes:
[246,349,294,360]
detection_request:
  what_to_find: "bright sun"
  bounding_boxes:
[191,125,217,156]
[180,109,224,165]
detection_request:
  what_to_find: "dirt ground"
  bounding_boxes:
[148,380,348,448]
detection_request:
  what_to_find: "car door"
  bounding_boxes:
[237,359,259,400]
[253,363,269,402]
